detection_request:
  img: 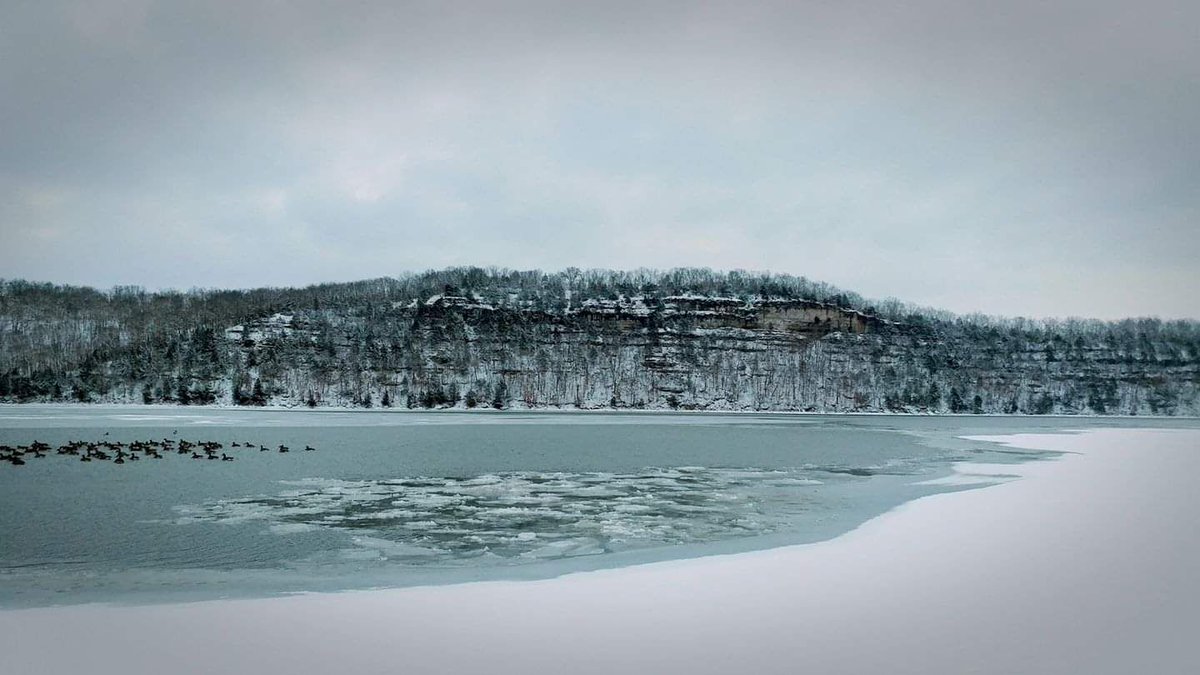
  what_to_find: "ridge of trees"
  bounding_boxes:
[1,267,1197,414]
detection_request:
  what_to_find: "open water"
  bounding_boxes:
[2,405,1183,607]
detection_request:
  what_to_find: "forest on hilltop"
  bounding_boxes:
[2,267,1197,415]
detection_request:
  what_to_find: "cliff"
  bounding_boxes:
[2,268,1197,414]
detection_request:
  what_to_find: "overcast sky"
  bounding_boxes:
[1,1,1197,319]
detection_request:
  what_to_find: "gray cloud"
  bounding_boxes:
[1,1,1197,318]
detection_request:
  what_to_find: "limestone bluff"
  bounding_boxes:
[2,268,1196,414]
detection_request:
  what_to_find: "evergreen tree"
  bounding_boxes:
[949,387,966,413]
[925,382,941,411]
[191,383,216,405]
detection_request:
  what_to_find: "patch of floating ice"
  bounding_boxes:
[350,536,440,558]
[175,465,847,566]
[269,523,320,535]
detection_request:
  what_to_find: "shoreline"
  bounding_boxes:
[3,427,1197,674]
[2,400,1195,421]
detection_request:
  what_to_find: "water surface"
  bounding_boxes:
[2,406,1186,607]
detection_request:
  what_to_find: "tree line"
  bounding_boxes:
[1,268,1197,414]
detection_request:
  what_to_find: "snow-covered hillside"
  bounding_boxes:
[2,269,1197,414]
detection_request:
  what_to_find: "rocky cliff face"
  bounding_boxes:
[226,297,1197,415]
[2,272,1197,415]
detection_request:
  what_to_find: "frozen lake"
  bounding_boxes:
[1,406,1193,607]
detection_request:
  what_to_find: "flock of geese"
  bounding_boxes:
[1,433,317,467]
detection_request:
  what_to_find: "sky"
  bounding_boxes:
[1,1,1197,319]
